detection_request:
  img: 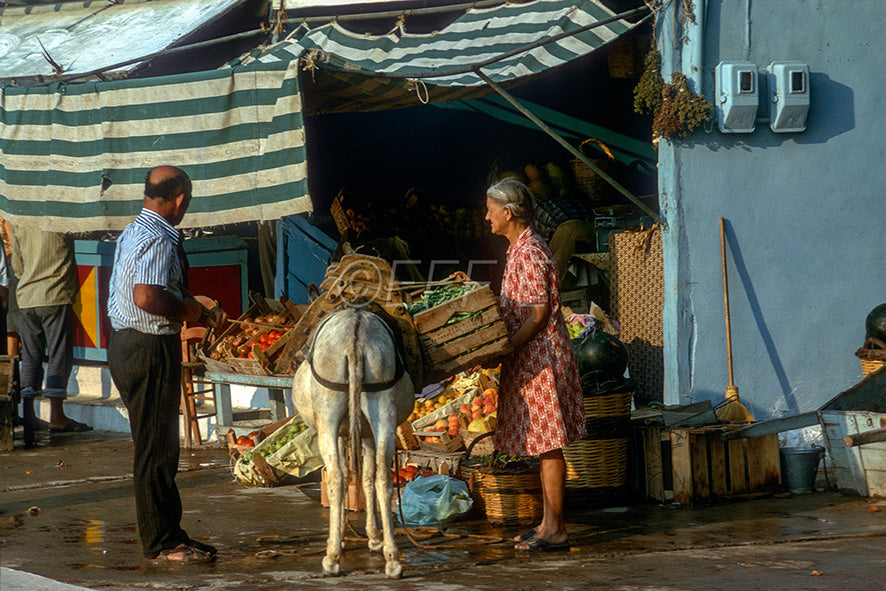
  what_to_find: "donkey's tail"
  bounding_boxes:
[346,316,363,484]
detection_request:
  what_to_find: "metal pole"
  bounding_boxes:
[473,67,666,229]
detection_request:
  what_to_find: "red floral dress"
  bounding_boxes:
[494,228,586,456]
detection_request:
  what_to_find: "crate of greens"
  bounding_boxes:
[408,283,512,378]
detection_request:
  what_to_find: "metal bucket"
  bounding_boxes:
[780,446,823,494]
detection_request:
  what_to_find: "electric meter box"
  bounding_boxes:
[768,61,810,133]
[715,61,758,133]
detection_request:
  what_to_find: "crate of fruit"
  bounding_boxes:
[199,296,303,376]
[409,283,513,378]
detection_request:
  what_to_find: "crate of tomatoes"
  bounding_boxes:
[200,295,305,376]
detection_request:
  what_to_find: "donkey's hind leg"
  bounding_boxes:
[361,437,383,552]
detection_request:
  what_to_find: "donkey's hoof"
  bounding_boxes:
[385,561,403,579]
[368,538,383,553]
[322,557,341,577]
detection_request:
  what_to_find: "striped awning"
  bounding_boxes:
[243,0,646,115]
[0,58,310,232]
[0,0,645,231]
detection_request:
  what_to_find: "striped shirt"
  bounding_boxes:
[108,209,184,335]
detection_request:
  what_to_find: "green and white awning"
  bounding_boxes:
[241,0,645,114]
[0,0,645,231]
[1,58,309,231]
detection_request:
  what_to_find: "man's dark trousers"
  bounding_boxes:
[108,328,189,558]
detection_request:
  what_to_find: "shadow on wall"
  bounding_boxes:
[721,218,799,416]
[794,73,854,144]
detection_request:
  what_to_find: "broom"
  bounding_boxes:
[716,217,755,423]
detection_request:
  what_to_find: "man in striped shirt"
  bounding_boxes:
[108,166,227,563]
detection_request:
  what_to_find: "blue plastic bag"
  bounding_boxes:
[398,474,473,526]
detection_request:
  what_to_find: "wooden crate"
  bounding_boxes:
[413,285,512,377]
[820,410,886,497]
[634,425,781,505]
[200,296,298,376]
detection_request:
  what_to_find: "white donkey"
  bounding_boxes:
[291,307,414,578]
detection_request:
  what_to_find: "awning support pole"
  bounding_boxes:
[473,67,666,230]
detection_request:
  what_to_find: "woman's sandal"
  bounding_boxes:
[152,543,214,563]
[513,528,538,542]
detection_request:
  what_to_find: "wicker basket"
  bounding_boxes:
[461,433,543,525]
[563,437,628,490]
[861,358,885,377]
[570,138,615,204]
[564,378,632,493]
[607,35,637,79]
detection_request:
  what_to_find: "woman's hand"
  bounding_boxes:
[446,271,470,282]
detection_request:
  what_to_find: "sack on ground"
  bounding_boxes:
[233,415,323,486]
[398,474,473,526]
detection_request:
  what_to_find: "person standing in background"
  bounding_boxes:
[484,178,587,551]
[10,223,92,434]
[107,165,226,563]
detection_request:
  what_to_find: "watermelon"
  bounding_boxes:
[866,303,886,342]
[572,330,628,378]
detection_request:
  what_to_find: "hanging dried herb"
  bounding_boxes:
[634,47,712,145]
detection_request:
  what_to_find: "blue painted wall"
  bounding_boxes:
[658,1,885,419]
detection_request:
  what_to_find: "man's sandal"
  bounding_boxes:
[151,543,214,563]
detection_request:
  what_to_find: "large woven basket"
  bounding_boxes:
[564,377,632,494]
[461,433,543,525]
[563,437,628,490]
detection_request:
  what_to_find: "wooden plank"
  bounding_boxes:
[709,434,728,497]
[728,439,748,493]
[421,306,500,343]
[424,322,509,364]
[857,445,886,497]
[435,337,512,373]
[643,427,664,502]
[642,427,664,501]
[413,285,497,333]
[690,433,710,502]
[670,430,693,505]
[844,426,886,447]
[746,434,780,490]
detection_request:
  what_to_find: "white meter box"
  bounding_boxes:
[768,61,810,133]
[715,61,758,133]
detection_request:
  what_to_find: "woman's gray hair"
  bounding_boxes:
[486,178,535,225]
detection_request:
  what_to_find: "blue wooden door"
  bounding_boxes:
[276,215,336,304]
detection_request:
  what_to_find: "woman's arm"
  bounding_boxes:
[510,301,551,349]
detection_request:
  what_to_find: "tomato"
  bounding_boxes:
[236,435,254,447]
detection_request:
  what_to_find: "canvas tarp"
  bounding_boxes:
[0,0,645,231]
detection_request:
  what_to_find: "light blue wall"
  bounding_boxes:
[658,1,885,420]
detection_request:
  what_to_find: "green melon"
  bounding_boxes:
[866,303,886,342]
[572,330,628,378]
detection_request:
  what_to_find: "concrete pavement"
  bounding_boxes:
[2,429,886,591]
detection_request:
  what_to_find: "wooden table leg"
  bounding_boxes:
[268,388,286,422]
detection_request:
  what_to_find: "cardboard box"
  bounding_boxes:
[320,468,366,512]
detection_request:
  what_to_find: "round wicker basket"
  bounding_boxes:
[462,433,543,525]
[861,358,885,377]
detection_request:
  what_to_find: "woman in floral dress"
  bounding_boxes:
[485,178,586,551]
